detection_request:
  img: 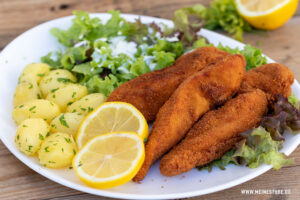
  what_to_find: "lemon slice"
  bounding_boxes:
[73,132,145,188]
[76,102,148,148]
[236,0,298,30]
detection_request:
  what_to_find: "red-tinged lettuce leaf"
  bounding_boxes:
[262,95,300,138]
[172,4,207,47]
[200,94,300,171]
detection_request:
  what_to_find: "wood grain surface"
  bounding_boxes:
[0,0,299,199]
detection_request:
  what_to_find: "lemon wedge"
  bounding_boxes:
[236,0,298,30]
[76,102,148,148]
[73,132,145,188]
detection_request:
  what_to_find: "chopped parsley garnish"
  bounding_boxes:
[37,93,41,99]
[19,104,24,108]
[44,146,50,152]
[37,73,45,77]
[64,137,71,143]
[39,133,44,140]
[28,83,33,89]
[59,114,69,128]
[88,107,93,112]
[80,107,87,111]
[23,124,28,128]
[57,78,72,83]
[46,132,50,137]
[72,92,76,98]
[73,149,77,155]
[51,88,59,93]
[29,106,36,112]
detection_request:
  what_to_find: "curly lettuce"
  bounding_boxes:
[194,38,267,71]
[235,127,293,170]
[41,11,184,96]
[173,0,252,42]
[201,95,300,171]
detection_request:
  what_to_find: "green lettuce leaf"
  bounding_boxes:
[51,11,102,47]
[288,93,300,109]
[192,39,267,71]
[205,0,252,41]
[198,149,238,171]
[153,51,176,70]
[41,51,62,69]
[72,62,103,76]
[86,74,123,96]
[233,127,293,170]
[217,44,267,70]
[60,45,90,70]
[130,57,150,77]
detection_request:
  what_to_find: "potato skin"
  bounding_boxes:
[39,69,77,96]
[15,118,50,156]
[50,113,84,137]
[46,84,88,112]
[12,99,61,124]
[66,93,107,115]
[38,132,77,168]
[13,82,42,107]
[19,63,51,84]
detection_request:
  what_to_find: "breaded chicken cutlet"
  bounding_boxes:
[159,89,268,176]
[133,54,246,181]
[239,63,294,100]
[108,47,230,121]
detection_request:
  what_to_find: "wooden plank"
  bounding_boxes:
[0,0,300,199]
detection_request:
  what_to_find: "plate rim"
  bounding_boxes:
[0,13,299,199]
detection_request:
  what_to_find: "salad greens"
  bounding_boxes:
[194,38,267,71]
[288,93,300,109]
[42,10,184,96]
[202,95,300,171]
[174,0,252,41]
[234,127,293,170]
[42,10,264,96]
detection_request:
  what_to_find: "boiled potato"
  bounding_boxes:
[15,118,50,156]
[46,84,88,112]
[13,82,42,107]
[50,113,84,136]
[39,69,77,96]
[38,132,77,168]
[66,93,106,115]
[12,99,61,124]
[19,63,51,84]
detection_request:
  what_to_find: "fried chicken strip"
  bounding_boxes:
[239,63,294,100]
[108,47,229,121]
[160,89,268,176]
[133,54,246,181]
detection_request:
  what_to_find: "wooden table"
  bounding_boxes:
[0,0,299,199]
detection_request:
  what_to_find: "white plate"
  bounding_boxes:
[0,13,300,199]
